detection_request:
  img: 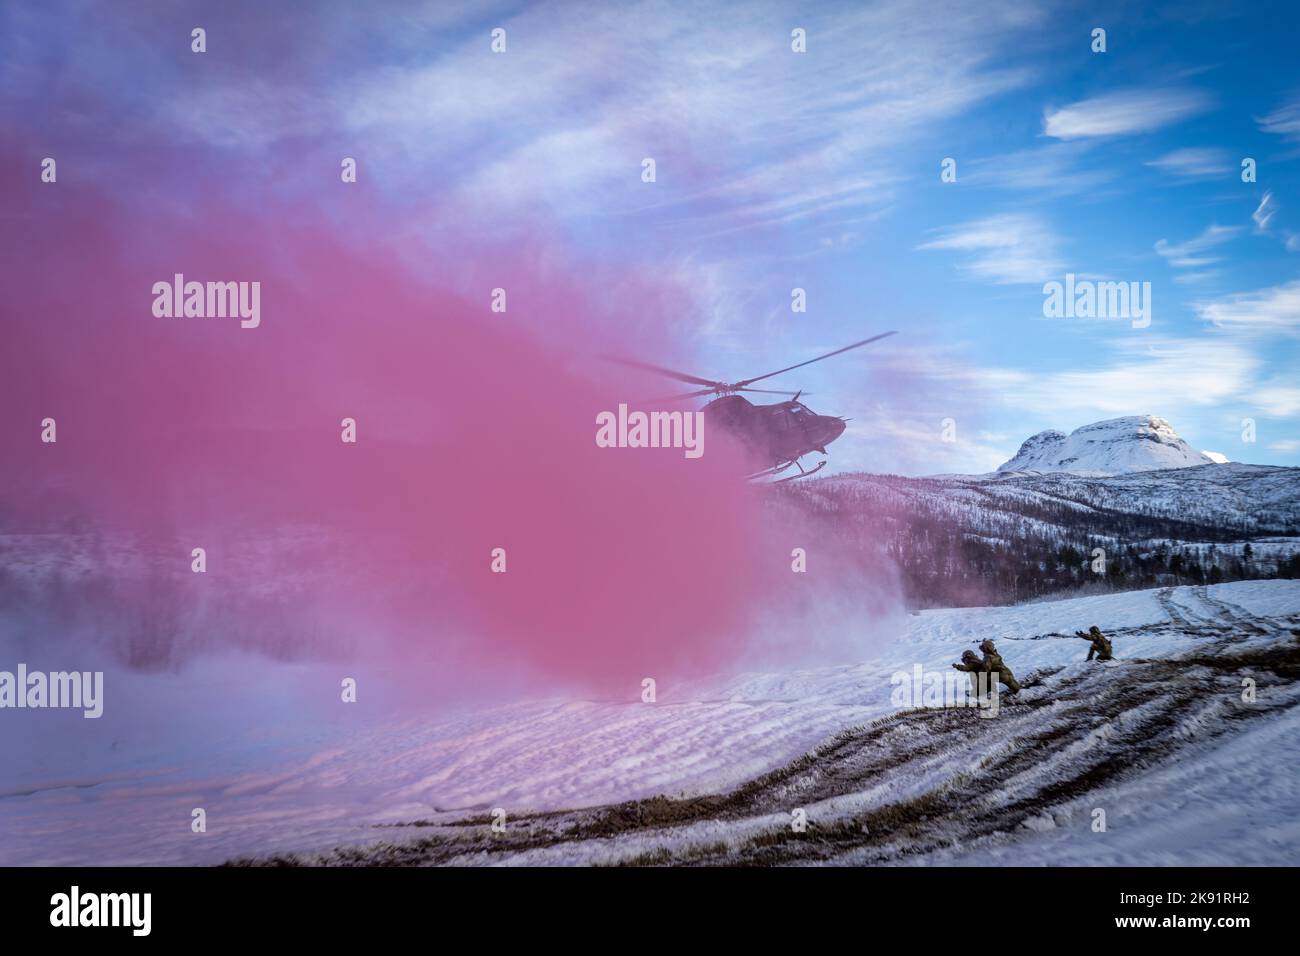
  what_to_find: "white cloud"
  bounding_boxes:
[839,409,1011,475]
[1251,384,1300,417]
[1252,191,1278,231]
[1154,224,1240,269]
[1146,146,1234,178]
[919,213,1062,284]
[1009,338,1257,416]
[1172,270,1223,285]
[888,336,1259,420]
[1258,95,1300,141]
[1044,88,1212,140]
[1247,190,1299,254]
[333,0,1044,234]
[965,141,1116,195]
[1196,280,1300,335]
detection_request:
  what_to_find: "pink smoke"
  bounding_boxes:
[1,157,902,697]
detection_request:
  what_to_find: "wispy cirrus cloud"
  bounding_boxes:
[1154,224,1240,280]
[965,141,1117,196]
[1044,88,1212,140]
[335,0,1045,235]
[889,336,1256,415]
[1252,190,1278,231]
[0,0,1057,303]
[1251,384,1300,417]
[919,213,1062,285]
[1196,280,1300,335]
[1247,189,1300,253]
[1064,342,1254,420]
[841,410,1013,475]
[1257,93,1300,142]
[1146,146,1234,179]
[994,337,1257,417]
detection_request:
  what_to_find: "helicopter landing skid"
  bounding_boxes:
[773,459,827,482]
[748,459,827,483]
[745,462,794,481]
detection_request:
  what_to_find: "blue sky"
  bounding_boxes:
[563,0,1300,475]
[5,0,1298,474]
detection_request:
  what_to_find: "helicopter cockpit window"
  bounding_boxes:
[777,404,806,430]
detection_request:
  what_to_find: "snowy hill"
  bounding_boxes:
[813,462,1300,538]
[789,462,1300,607]
[6,580,1295,866]
[997,415,1221,475]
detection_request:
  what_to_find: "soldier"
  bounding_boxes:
[952,649,985,701]
[1074,625,1113,661]
[978,639,1022,694]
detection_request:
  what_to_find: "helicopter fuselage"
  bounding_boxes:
[605,330,892,480]
[703,394,847,469]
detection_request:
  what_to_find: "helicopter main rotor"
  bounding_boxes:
[605,331,897,402]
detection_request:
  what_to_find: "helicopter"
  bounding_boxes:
[607,331,897,482]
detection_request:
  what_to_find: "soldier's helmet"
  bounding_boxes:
[979,639,997,653]
[960,650,980,663]
[1089,626,1102,636]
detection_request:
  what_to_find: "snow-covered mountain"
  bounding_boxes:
[997,415,1222,475]
[789,462,1300,607]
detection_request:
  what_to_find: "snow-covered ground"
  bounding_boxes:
[2,581,1297,866]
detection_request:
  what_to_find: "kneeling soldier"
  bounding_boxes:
[978,639,1022,694]
[1074,625,1113,661]
[952,649,985,700]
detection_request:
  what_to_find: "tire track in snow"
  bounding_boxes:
[1192,585,1276,635]
[230,627,1300,867]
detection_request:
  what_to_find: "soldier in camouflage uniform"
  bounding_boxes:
[952,649,986,701]
[978,639,1021,694]
[1074,625,1113,661]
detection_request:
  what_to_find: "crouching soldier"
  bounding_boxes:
[1075,625,1113,661]
[952,650,985,700]
[978,639,1022,694]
